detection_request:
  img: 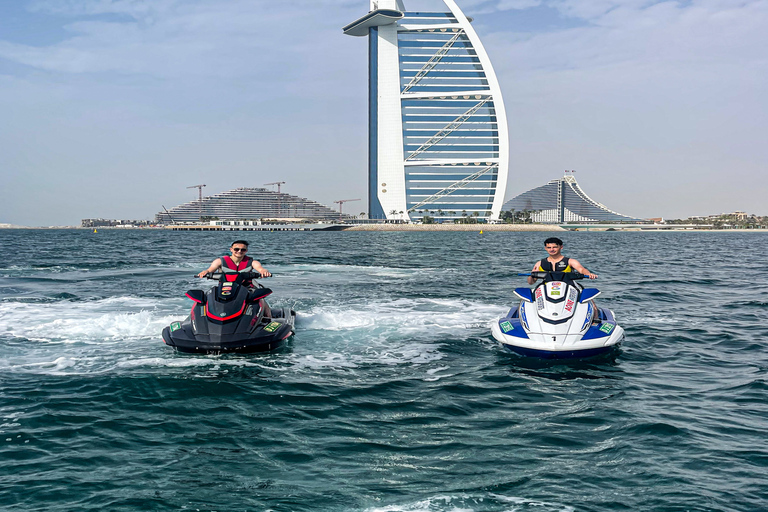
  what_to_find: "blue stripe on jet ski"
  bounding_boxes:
[502,344,614,359]
[580,308,617,340]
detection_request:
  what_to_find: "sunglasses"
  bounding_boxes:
[232,248,247,252]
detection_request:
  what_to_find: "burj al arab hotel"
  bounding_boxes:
[344,0,508,221]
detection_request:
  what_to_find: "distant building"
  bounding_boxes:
[155,187,346,224]
[82,218,152,228]
[502,174,645,224]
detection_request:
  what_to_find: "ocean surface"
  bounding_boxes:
[0,229,766,512]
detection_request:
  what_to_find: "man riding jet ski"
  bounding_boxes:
[162,270,295,354]
[491,238,623,358]
[163,240,294,354]
[491,270,624,358]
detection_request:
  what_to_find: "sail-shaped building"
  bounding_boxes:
[502,174,645,223]
[344,0,508,221]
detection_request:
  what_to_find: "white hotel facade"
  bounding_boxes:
[344,0,509,222]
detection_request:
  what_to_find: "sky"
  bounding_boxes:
[1,0,766,226]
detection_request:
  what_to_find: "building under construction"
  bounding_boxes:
[155,187,348,224]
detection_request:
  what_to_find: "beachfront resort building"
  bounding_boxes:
[503,173,646,224]
[344,0,508,222]
[155,188,347,224]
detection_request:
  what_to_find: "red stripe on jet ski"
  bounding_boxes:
[206,300,247,321]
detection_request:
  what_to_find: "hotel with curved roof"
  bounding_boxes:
[502,174,645,224]
[344,0,508,222]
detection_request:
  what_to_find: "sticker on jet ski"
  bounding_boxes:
[599,323,615,334]
[499,320,514,333]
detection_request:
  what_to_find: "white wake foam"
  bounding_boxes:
[365,493,575,512]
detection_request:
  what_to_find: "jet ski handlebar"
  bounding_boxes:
[196,271,264,280]
[518,271,593,280]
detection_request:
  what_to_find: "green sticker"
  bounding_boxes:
[551,291,561,296]
[170,321,182,332]
[500,320,514,333]
[599,323,615,334]
[264,321,281,333]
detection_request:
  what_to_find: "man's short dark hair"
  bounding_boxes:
[544,237,563,246]
[231,240,249,247]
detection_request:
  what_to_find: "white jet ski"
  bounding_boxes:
[491,271,625,358]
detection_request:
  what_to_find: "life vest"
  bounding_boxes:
[540,256,572,272]
[221,255,254,285]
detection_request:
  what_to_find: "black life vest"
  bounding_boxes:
[540,257,572,272]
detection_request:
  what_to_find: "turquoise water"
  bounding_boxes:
[1,229,766,511]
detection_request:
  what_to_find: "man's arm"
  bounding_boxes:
[197,258,222,278]
[569,258,598,279]
[251,260,272,278]
[527,262,541,285]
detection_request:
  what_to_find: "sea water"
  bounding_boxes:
[0,229,766,511]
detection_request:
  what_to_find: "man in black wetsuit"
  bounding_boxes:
[527,237,597,285]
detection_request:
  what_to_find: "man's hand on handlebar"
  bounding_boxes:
[194,271,266,280]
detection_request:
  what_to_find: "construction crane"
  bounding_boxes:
[265,182,286,218]
[334,198,360,220]
[264,181,285,194]
[187,184,206,221]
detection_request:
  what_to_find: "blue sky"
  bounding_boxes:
[1,0,766,226]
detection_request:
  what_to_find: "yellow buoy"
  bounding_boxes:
[93,229,97,233]
[479,230,483,234]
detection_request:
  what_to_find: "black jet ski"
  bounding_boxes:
[162,272,295,354]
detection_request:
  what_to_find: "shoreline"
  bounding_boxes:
[345,225,768,232]
[345,224,565,232]
[1,224,766,233]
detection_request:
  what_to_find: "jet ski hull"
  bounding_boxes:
[492,318,623,358]
[162,306,295,354]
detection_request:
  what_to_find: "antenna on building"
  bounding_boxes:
[187,184,206,220]
[334,198,361,220]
